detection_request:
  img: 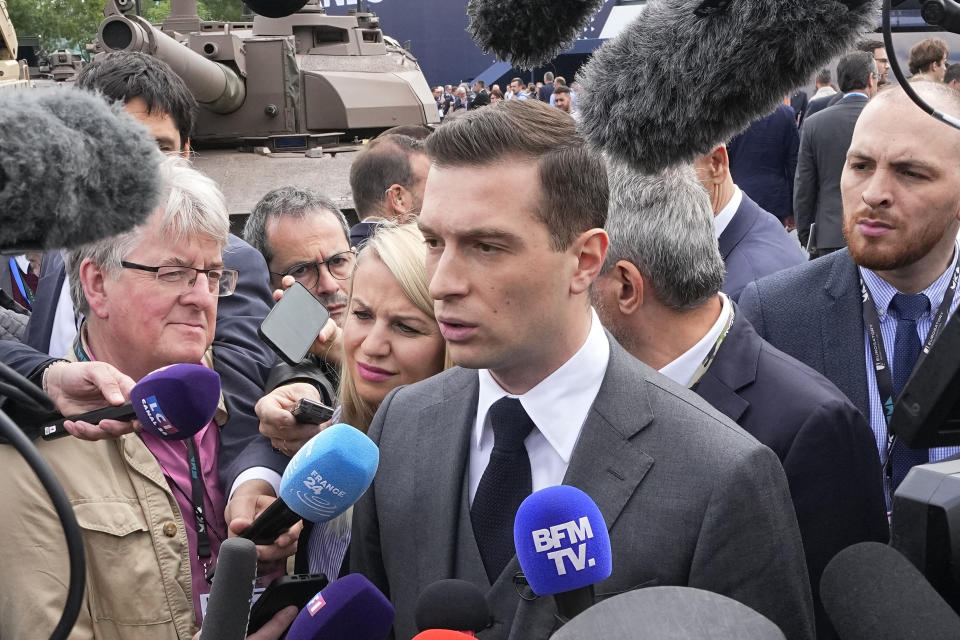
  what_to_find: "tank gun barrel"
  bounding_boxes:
[98,13,245,114]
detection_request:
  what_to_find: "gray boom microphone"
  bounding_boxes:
[578,0,879,174]
[199,537,258,640]
[0,89,162,251]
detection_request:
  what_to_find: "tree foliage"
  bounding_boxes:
[8,0,245,55]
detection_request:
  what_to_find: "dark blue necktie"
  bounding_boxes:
[471,397,534,583]
[889,292,931,490]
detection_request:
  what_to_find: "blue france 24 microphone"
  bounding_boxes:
[240,423,379,544]
[514,485,612,622]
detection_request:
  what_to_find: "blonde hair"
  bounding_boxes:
[338,223,452,432]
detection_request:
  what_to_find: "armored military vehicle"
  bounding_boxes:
[92,0,439,217]
[0,0,30,90]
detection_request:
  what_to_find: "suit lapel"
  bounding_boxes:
[821,251,870,416]
[693,311,758,423]
[717,194,759,260]
[414,368,480,586]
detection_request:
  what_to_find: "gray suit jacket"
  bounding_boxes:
[738,249,869,419]
[794,95,868,250]
[351,335,815,640]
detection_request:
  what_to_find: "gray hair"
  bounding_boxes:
[602,163,725,311]
[838,51,875,93]
[67,155,229,316]
[243,186,348,266]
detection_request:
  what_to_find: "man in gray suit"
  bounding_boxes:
[740,83,960,505]
[351,100,815,640]
[795,51,878,257]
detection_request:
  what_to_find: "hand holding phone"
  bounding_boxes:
[259,282,331,365]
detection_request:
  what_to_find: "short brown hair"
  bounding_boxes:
[909,38,948,75]
[425,100,607,250]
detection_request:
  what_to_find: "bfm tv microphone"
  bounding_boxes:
[0,89,162,251]
[285,573,395,640]
[578,0,879,174]
[414,579,491,634]
[550,586,786,640]
[198,537,258,640]
[514,485,612,622]
[39,363,221,441]
[820,542,960,640]
[240,423,379,544]
[466,0,605,69]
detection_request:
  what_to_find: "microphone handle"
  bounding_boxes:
[554,585,595,623]
[40,403,136,440]
[239,497,302,545]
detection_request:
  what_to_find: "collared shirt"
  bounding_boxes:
[812,86,837,99]
[843,92,869,100]
[659,294,733,387]
[468,309,610,502]
[714,186,743,238]
[860,244,960,472]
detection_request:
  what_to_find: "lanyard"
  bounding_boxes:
[184,437,212,562]
[9,258,34,308]
[689,305,736,389]
[860,263,959,461]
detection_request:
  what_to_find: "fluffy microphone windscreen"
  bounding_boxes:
[198,537,258,640]
[131,364,221,440]
[820,542,960,640]
[244,0,310,18]
[285,573,395,640]
[578,0,879,174]
[279,423,380,522]
[0,89,161,251]
[466,0,605,69]
[550,586,786,639]
[514,485,611,596]
[414,579,490,633]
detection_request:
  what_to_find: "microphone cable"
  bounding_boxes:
[0,362,85,640]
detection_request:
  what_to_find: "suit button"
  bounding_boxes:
[162,522,177,537]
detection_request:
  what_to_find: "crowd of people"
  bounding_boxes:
[432,71,580,121]
[0,27,959,640]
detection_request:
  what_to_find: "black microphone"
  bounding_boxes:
[198,538,258,640]
[0,89,162,251]
[820,542,960,640]
[414,579,491,634]
[245,0,310,18]
[466,0,605,69]
[578,0,879,174]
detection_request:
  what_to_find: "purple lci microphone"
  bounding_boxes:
[40,363,221,441]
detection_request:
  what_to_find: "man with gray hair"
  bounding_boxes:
[795,51,878,257]
[591,163,888,640]
[0,156,298,639]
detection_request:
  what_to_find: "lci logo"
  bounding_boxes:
[140,396,178,437]
[306,592,326,616]
[531,516,597,576]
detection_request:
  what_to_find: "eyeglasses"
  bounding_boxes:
[121,261,239,297]
[270,250,357,288]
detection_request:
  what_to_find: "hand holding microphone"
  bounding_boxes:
[39,363,221,441]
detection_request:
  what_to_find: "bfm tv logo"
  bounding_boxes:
[531,516,597,575]
[140,395,178,437]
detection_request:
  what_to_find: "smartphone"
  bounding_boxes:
[247,573,329,634]
[291,398,335,424]
[259,282,331,366]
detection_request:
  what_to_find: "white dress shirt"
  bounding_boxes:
[468,309,610,503]
[659,294,733,388]
[713,186,743,238]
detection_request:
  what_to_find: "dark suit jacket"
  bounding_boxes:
[727,104,800,220]
[790,91,808,122]
[695,309,888,639]
[794,95,868,250]
[720,193,808,301]
[801,94,833,124]
[0,235,287,490]
[351,335,815,640]
[738,249,870,419]
[538,82,554,103]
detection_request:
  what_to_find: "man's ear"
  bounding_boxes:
[79,258,111,320]
[612,259,645,314]
[181,137,191,158]
[385,184,413,218]
[570,229,609,296]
